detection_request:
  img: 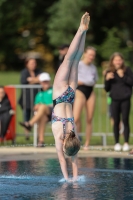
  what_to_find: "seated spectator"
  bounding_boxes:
[19,73,53,147]
[0,86,14,138]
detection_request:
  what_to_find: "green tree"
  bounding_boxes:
[1,0,133,69]
[47,0,133,65]
[97,27,131,60]
[0,0,35,68]
[47,0,90,46]
[0,0,57,70]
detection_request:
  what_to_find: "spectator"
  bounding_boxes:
[0,86,14,138]
[55,44,69,72]
[103,69,124,135]
[73,46,98,150]
[18,58,41,139]
[19,72,53,147]
[104,52,133,151]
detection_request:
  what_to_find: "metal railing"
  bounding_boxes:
[7,84,133,146]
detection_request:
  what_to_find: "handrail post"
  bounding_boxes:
[33,123,38,147]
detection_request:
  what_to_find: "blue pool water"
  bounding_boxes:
[0,157,133,200]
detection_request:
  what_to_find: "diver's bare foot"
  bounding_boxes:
[79,12,90,32]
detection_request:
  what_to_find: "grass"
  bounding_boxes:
[1,69,133,147]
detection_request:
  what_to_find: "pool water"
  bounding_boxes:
[0,157,133,200]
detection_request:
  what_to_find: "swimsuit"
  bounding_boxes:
[47,107,53,122]
[53,86,75,107]
[77,85,93,100]
[52,112,75,136]
[52,86,75,135]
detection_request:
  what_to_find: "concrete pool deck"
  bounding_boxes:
[0,146,133,161]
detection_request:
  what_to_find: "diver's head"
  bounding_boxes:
[63,130,80,156]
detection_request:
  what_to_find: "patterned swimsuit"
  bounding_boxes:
[52,86,75,135]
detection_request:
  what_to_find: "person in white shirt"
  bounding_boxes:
[73,46,98,150]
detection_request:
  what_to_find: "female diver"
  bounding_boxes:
[52,12,90,181]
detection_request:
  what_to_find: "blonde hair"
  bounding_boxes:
[108,52,126,72]
[85,46,96,53]
[64,130,80,156]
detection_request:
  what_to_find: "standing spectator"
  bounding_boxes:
[19,73,53,147]
[73,46,98,150]
[0,86,14,138]
[104,52,133,151]
[103,69,124,135]
[55,44,69,72]
[18,58,41,139]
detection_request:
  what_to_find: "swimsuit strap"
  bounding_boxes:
[52,111,75,136]
[68,117,75,131]
[62,120,66,135]
[62,118,74,139]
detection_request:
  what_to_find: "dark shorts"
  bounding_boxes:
[77,85,93,100]
[47,107,53,122]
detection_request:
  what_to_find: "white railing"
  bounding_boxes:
[7,84,133,146]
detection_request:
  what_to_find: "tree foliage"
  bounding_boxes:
[47,0,133,65]
[96,28,132,61]
[47,0,89,46]
[0,0,56,70]
[0,0,133,70]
